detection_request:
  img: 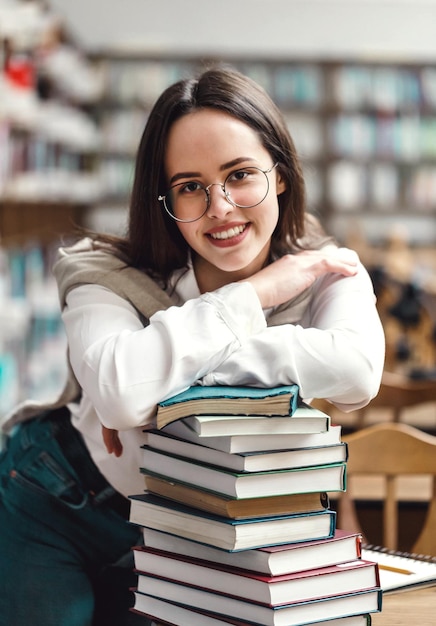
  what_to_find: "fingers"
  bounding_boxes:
[246,247,360,309]
[323,248,359,276]
[329,247,360,265]
[297,248,359,276]
[102,426,123,457]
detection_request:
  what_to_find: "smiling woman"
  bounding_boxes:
[0,65,385,626]
[165,108,284,280]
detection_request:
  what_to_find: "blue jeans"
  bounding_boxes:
[0,411,151,626]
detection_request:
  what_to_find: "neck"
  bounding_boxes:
[193,259,233,294]
[192,249,270,294]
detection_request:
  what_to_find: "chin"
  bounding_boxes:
[216,259,258,276]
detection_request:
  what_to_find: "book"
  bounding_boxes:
[156,384,300,430]
[361,544,436,593]
[140,448,346,498]
[143,428,348,472]
[140,527,363,576]
[181,404,330,437]
[164,418,341,453]
[128,493,336,551]
[131,594,258,625]
[134,550,380,606]
[132,594,373,626]
[143,474,330,519]
[131,576,382,625]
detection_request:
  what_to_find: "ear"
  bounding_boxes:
[275,169,286,195]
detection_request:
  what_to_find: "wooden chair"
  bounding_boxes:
[338,422,436,556]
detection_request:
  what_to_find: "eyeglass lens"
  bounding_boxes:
[164,167,271,222]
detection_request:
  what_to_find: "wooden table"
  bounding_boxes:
[372,586,436,625]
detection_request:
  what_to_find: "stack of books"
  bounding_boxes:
[128,384,382,625]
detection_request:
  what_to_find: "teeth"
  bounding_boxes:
[210,225,246,240]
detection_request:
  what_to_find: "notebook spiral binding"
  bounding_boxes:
[363,543,436,564]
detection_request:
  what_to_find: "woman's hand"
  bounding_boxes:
[246,247,359,309]
[102,426,123,457]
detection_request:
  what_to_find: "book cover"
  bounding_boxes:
[361,544,436,593]
[129,493,336,551]
[156,384,300,429]
[143,428,348,472]
[132,593,373,626]
[132,576,382,625]
[134,549,380,606]
[140,527,362,576]
[140,447,347,498]
[164,418,342,453]
[143,474,329,519]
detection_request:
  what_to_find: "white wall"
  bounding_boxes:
[49,0,436,60]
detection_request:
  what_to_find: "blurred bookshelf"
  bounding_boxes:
[88,52,436,247]
[0,1,103,419]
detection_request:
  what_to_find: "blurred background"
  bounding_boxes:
[1,0,436,428]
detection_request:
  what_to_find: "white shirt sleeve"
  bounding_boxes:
[62,281,266,429]
[200,263,385,412]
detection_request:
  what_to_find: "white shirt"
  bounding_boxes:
[63,261,385,497]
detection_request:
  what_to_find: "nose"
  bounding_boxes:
[205,183,234,218]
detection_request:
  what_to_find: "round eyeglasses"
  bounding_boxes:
[158,163,279,223]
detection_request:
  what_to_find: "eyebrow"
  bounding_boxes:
[168,157,257,186]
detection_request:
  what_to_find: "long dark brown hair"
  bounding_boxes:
[94,65,331,283]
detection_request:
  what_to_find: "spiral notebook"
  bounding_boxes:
[362,544,436,594]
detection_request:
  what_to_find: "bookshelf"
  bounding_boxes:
[0,100,102,245]
[0,14,103,244]
[0,3,102,419]
[89,52,436,246]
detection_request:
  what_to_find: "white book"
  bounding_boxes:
[129,494,336,551]
[182,405,330,437]
[134,552,379,607]
[140,527,363,577]
[163,416,340,453]
[143,428,347,473]
[132,576,381,626]
[133,593,373,626]
[140,447,346,498]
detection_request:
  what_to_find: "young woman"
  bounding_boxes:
[0,66,385,626]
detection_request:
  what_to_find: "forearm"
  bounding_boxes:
[201,268,385,410]
[62,282,266,429]
[201,325,383,409]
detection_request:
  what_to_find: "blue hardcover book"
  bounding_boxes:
[128,493,336,551]
[156,384,300,430]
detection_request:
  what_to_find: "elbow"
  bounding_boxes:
[93,386,156,430]
[72,334,159,430]
[331,354,384,413]
[331,324,385,411]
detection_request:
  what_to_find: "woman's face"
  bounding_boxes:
[163,109,286,289]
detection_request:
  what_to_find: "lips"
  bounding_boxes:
[209,224,247,240]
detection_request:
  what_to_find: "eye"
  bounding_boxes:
[227,168,257,184]
[175,181,204,195]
